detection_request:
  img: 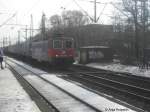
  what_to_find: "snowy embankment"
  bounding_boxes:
[86,62,150,78]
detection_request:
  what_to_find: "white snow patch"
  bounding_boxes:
[0,68,41,112]
[86,63,150,78]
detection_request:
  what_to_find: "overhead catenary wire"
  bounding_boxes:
[96,3,108,22]
[22,0,41,18]
[0,13,17,28]
[72,0,94,22]
[110,2,129,18]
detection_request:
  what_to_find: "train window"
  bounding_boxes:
[65,40,73,48]
[53,40,62,49]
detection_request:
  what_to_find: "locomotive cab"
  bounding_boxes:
[48,37,75,64]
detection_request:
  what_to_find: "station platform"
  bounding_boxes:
[0,68,41,112]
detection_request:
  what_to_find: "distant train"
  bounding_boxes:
[5,37,75,65]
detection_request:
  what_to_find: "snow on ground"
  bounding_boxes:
[0,68,41,112]
[86,62,150,78]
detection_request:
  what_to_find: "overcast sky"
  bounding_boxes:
[0,0,116,43]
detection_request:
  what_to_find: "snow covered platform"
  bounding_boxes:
[0,68,41,112]
[7,57,143,112]
[41,75,138,112]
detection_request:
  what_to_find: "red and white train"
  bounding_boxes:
[6,37,75,65]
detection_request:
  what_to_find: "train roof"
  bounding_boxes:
[50,37,74,40]
[80,46,109,49]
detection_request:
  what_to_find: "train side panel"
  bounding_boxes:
[31,41,49,62]
[6,37,75,65]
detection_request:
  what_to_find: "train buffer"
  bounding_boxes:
[0,68,41,112]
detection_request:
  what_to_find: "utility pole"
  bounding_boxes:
[6,37,8,46]
[141,0,148,66]
[25,25,28,40]
[41,13,46,40]
[91,0,98,23]
[90,0,104,23]
[18,31,20,45]
[28,14,33,56]
[9,36,11,46]
[3,37,5,48]
[134,0,139,61]
[30,14,33,41]
[94,0,97,23]
[74,0,106,23]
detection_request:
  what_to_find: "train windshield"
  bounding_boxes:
[64,40,73,48]
[53,40,63,49]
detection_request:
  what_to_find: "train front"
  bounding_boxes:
[48,37,75,65]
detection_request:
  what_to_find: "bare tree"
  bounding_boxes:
[112,0,150,64]
[38,13,46,40]
[61,10,89,27]
[50,14,62,28]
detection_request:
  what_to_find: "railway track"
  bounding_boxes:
[6,58,140,112]
[70,65,150,93]
[59,65,150,111]
[69,69,150,101]
[7,59,101,112]
[71,65,150,82]
[31,63,150,111]
[6,57,148,112]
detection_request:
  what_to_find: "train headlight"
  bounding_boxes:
[56,55,58,57]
